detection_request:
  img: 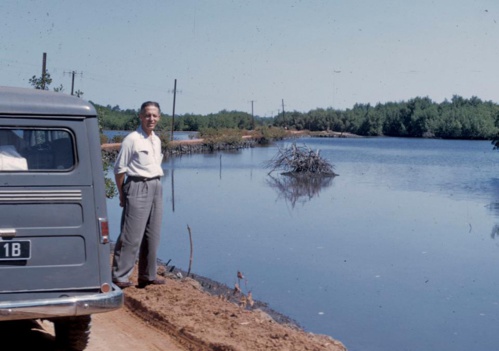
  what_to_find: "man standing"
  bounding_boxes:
[112,101,165,289]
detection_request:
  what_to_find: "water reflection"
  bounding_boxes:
[486,202,499,239]
[170,168,175,212]
[491,224,499,239]
[487,202,499,215]
[219,154,222,179]
[152,138,499,351]
[266,173,335,207]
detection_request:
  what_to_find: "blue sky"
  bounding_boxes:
[1,0,498,116]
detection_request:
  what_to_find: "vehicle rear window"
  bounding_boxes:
[0,128,75,171]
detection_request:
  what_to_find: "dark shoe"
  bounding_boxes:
[137,278,166,289]
[114,281,133,289]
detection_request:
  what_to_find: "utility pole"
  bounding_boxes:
[250,100,255,130]
[41,53,47,90]
[64,71,83,95]
[281,99,285,119]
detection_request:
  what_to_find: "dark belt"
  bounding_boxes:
[127,176,160,182]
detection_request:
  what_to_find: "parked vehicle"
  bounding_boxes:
[0,86,123,350]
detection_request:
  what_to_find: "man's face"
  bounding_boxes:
[139,105,160,135]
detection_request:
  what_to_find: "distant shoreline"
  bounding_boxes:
[101,129,360,152]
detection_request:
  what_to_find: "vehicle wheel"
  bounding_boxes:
[53,315,91,351]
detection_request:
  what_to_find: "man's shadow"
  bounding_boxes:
[0,319,59,350]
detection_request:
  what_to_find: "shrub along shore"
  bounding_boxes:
[101,128,361,155]
[102,127,296,155]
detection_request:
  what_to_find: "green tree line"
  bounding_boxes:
[94,95,499,141]
[274,95,499,140]
[94,104,273,133]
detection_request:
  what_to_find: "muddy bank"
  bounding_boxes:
[158,259,302,328]
[121,259,348,351]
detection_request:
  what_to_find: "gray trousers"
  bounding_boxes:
[112,178,163,282]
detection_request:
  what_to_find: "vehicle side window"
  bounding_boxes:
[0,128,75,171]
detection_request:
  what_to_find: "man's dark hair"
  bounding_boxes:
[140,101,161,114]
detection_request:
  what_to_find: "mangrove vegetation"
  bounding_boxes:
[94,94,499,142]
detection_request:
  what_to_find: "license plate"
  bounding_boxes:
[0,240,31,260]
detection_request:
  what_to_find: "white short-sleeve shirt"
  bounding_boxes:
[114,126,164,178]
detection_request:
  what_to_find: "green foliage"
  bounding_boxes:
[29,70,81,96]
[101,150,118,199]
[53,84,64,93]
[94,103,139,131]
[100,133,108,144]
[29,72,53,90]
[104,175,118,199]
[97,105,270,134]
[156,130,171,148]
[491,110,499,149]
[272,95,499,140]
[254,126,288,144]
[199,128,244,146]
[29,71,52,90]
[111,134,125,143]
[95,95,499,142]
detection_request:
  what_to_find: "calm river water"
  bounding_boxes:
[106,135,499,351]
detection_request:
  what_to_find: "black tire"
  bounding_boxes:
[53,315,92,351]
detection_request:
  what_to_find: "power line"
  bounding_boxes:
[168,88,182,94]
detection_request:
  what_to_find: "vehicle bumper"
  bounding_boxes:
[0,284,124,321]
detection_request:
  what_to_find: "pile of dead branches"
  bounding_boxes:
[265,143,337,176]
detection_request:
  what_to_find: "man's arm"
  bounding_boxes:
[115,173,126,207]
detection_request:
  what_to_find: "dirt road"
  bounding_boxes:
[0,307,184,351]
[0,272,347,351]
[83,308,184,351]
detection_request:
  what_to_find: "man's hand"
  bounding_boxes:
[115,173,126,207]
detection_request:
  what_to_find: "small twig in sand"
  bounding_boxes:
[187,225,193,277]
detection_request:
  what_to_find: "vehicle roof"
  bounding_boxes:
[0,86,96,117]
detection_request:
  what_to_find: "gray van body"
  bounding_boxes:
[0,86,122,321]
